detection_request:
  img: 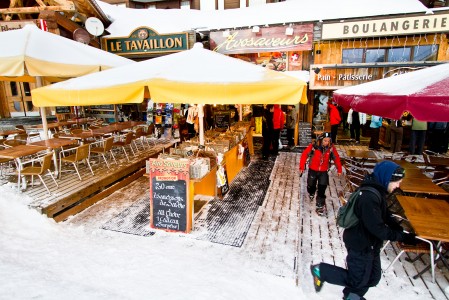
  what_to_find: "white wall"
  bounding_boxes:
[248,0,266,6]
[200,0,216,10]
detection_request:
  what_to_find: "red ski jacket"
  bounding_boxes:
[299,143,342,173]
[273,106,285,130]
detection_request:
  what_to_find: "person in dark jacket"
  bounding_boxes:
[299,132,342,216]
[262,105,274,160]
[310,160,418,300]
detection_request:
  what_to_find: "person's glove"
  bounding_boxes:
[388,220,403,232]
[402,232,418,245]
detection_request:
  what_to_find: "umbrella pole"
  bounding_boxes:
[36,76,49,140]
[198,104,204,147]
[239,104,242,121]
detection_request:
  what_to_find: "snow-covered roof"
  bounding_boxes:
[96,0,432,37]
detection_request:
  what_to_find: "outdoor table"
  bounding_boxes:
[402,168,429,179]
[392,159,419,169]
[400,177,449,197]
[57,131,103,143]
[427,156,449,168]
[0,144,47,190]
[346,149,378,160]
[30,138,78,176]
[346,149,378,168]
[0,129,23,138]
[396,195,449,282]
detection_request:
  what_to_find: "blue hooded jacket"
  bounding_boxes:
[372,160,400,189]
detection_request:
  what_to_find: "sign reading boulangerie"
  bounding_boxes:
[149,159,191,233]
[210,24,313,54]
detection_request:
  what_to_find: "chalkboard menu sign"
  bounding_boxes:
[55,106,71,114]
[298,122,312,147]
[149,159,191,233]
[214,112,230,128]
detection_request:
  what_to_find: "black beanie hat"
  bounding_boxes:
[391,167,405,182]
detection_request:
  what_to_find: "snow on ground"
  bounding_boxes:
[0,181,440,299]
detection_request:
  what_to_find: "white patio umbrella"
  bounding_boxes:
[0,24,133,138]
[32,43,308,145]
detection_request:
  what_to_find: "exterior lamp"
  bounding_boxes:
[285,26,294,36]
[252,26,260,33]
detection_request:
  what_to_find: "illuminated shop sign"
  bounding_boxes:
[103,27,189,55]
[322,13,449,39]
[210,24,313,54]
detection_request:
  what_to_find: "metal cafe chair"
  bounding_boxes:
[59,144,94,180]
[382,230,436,283]
[18,152,58,195]
[89,137,117,169]
[15,125,41,142]
[112,132,135,162]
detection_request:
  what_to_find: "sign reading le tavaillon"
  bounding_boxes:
[102,27,189,55]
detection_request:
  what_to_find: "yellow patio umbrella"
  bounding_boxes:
[33,43,307,144]
[0,24,133,138]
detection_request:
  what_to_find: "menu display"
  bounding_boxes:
[55,106,70,114]
[149,159,191,233]
[151,180,187,232]
[214,112,230,128]
[298,122,312,147]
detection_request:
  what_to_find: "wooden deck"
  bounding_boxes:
[1,138,174,221]
[63,146,449,299]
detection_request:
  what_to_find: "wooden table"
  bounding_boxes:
[392,159,419,169]
[403,168,429,179]
[400,177,449,196]
[397,195,449,282]
[58,131,102,142]
[0,129,23,138]
[0,144,47,190]
[427,156,449,167]
[346,149,377,160]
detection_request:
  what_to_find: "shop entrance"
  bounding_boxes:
[5,81,40,117]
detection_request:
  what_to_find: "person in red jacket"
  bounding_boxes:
[272,104,285,156]
[299,132,342,216]
[327,99,341,144]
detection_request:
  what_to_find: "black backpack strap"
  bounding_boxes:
[359,186,382,202]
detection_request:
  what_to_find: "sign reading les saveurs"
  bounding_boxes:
[210,24,313,54]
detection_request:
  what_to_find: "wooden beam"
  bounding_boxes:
[39,10,100,48]
[35,0,47,7]
[0,5,75,14]
[53,168,147,222]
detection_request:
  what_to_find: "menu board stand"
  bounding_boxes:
[149,159,192,233]
[298,122,312,148]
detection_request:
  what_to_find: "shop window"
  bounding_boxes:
[365,49,386,63]
[387,47,411,62]
[23,82,31,96]
[342,49,363,63]
[10,82,18,96]
[413,45,438,61]
[180,0,190,9]
[25,101,34,111]
[13,101,22,112]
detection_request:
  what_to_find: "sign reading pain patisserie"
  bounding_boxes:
[149,158,191,233]
[103,27,189,56]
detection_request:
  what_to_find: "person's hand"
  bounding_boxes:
[402,232,418,245]
[388,220,403,232]
[337,173,342,177]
